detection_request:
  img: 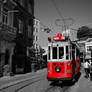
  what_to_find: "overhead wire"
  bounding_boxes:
[34,0,54,33]
[50,0,63,18]
[50,0,66,30]
[50,0,74,31]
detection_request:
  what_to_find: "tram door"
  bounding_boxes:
[72,44,76,77]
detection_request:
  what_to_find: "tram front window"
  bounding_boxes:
[59,47,64,59]
[52,47,57,59]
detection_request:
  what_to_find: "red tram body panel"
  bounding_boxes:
[47,62,72,80]
[47,33,81,82]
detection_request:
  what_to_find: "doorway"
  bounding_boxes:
[5,49,10,65]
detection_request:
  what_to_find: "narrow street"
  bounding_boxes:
[70,69,92,92]
[0,0,92,92]
[0,68,71,92]
[0,68,92,92]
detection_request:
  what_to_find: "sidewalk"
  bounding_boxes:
[70,68,92,92]
[0,68,47,90]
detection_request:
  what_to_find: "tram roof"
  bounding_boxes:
[48,33,82,51]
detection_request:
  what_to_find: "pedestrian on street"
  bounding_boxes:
[84,60,90,78]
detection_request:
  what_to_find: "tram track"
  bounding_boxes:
[0,71,71,92]
[0,77,70,92]
[0,74,45,92]
[44,81,71,92]
[14,78,43,92]
[14,80,70,92]
[44,85,70,92]
[62,86,70,92]
[44,86,54,92]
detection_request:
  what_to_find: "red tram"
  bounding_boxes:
[47,33,81,82]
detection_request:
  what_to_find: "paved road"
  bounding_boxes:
[0,68,70,92]
[0,69,48,92]
[70,71,92,92]
[1,67,92,92]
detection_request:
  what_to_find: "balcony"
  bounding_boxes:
[0,22,16,42]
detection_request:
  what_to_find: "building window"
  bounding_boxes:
[36,28,38,33]
[36,20,39,26]
[28,3,32,14]
[2,8,8,24]
[87,46,90,53]
[87,46,92,53]
[19,19,23,33]
[34,19,40,27]
[35,36,38,41]
[28,25,32,38]
[5,49,9,65]
[0,5,1,17]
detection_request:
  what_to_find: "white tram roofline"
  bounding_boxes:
[48,59,72,62]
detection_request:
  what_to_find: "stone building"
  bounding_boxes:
[0,0,17,76]
[0,0,34,76]
[33,19,40,50]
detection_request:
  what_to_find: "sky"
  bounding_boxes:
[34,0,92,48]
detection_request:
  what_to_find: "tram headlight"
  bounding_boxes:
[55,66,61,72]
[60,63,63,65]
[53,62,56,65]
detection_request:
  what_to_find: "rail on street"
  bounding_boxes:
[0,68,92,92]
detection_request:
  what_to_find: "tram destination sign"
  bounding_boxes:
[53,33,65,41]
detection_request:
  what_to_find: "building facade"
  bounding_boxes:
[33,19,40,50]
[62,29,78,41]
[33,19,41,63]
[0,0,17,76]
[78,38,92,62]
[85,38,92,59]
[0,0,34,76]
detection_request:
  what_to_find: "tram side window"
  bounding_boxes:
[52,47,57,59]
[48,46,50,60]
[66,46,69,60]
[59,47,64,59]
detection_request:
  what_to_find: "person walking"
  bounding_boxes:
[84,60,90,78]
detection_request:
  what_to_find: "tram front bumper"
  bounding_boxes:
[47,77,73,81]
